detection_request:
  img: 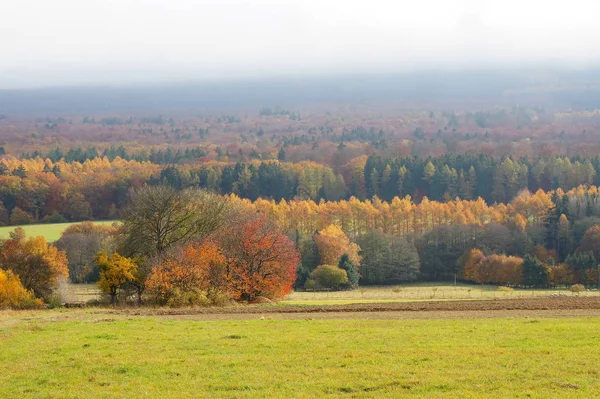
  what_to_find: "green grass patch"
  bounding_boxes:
[0,221,119,242]
[0,313,599,397]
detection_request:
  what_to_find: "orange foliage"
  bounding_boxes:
[583,268,599,286]
[216,214,300,301]
[459,249,485,282]
[548,264,575,286]
[145,241,227,305]
[459,249,523,286]
[532,245,558,264]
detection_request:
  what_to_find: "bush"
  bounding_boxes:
[306,265,348,290]
[40,211,68,224]
[166,289,212,308]
[570,284,585,293]
[45,294,63,309]
[145,242,228,306]
[304,279,317,290]
[0,269,43,309]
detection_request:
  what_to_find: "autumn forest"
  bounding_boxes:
[3,74,600,307]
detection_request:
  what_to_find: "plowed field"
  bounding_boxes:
[102,296,600,320]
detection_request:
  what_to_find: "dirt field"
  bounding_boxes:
[4,296,600,326]
[91,296,600,321]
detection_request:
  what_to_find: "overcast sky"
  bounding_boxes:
[2,0,600,89]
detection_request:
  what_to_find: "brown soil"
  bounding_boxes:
[4,297,600,325]
[99,296,600,320]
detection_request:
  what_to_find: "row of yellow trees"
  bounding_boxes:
[229,188,560,238]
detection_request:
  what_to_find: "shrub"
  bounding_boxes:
[166,289,212,308]
[0,269,43,309]
[145,241,229,306]
[40,211,68,224]
[497,286,513,292]
[570,284,585,293]
[306,265,348,290]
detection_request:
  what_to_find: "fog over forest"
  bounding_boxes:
[2,0,600,90]
[1,69,600,114]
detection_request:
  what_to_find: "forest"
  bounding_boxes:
[3,77,600,307]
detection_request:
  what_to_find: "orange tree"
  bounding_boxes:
[216,214,300,301]
[145,240,227,306]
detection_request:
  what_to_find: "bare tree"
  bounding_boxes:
[119,186,230,258]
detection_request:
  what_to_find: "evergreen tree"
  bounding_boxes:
[338,254,359,289]
[522,255,549,287]
[277,147,286,161]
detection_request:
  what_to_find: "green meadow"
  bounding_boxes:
[0,311,598,398]
[0,221,119,242]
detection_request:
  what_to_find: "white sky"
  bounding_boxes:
[1,0,600,88]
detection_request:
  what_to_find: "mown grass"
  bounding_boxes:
[283,282,598,305]
[0,312,599,398]
[0,221,119,242]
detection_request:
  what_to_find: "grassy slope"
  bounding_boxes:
[0,221,118,242]
[0,314,598,398]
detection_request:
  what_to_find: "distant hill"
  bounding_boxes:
[2,69,600,114]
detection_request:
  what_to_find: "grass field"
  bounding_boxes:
[282,282,599,305]
[0,221,119,242]
[0,310,599,398]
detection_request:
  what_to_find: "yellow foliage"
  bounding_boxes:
[96,251,137,303]
[314,225,361,266]
[0,269,43,309]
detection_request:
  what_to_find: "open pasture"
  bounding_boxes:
[0,221,119,242]
[0,309,599,398]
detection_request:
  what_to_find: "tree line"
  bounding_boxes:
[4,154,600,227]
[4,183,600,309]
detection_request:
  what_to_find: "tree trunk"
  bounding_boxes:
[137,288,143,306]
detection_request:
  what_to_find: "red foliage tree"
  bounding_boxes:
[217,214,299,301]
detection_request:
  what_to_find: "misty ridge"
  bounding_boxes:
[2,68,600,114]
